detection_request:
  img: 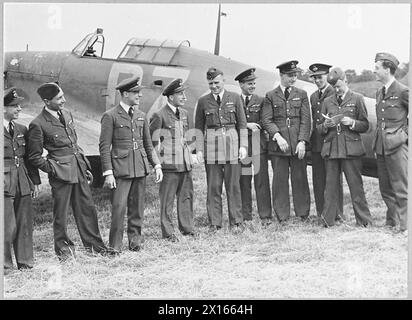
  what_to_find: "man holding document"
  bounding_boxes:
[318,67,372,227]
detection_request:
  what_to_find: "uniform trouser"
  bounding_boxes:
[322,158,372,227]
[4,191,33,269]
[205,162,243,227]
[271,155,311,221]
[377,144,408,230]
[240,153,272,220]
[159,171,194,238]
[312,151,344,218]
[49,166,106,257]
[110,176,146,251]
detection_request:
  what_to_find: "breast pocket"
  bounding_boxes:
[248,105,261,122]
[114,121,132,139]
[342,105,357,118]
[224,105,237,124]
[385,103,402,121]
[205,110,218,127]
[272,103,284,117]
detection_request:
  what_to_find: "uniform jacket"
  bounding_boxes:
[149,104,192,172]
[195,90,248,162]
[242,94,269,155]
[4,122,40,197]
[318,90,369,159]
[260,86,311,156]
[28,108,90,184]
[310,85,335,152]
[99,104,160,178]
[373,79,409,155]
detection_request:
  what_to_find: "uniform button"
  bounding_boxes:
[317,110,320,113]
[382,100,385,103]
[247,115,250,118]
[13,148,16,151]
[220,116,223,119]
[132,129,135,132]
[316,119,319,122]
[382,109,384,112]
[382,118,384,120]
[133,138,135,141]
[317,102,320,105]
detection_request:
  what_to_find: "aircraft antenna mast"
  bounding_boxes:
[214,4,227,56]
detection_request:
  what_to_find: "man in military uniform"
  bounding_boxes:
[195,67,248,231]
[4,88,40,272]
[28,82,107,260]
[149,78,194,241]
[235,68,272,225]
[99,76,163,253]
[309,63,343,220]
[261,61,311,222]
[318,68,372,227]
[373,52,408,232]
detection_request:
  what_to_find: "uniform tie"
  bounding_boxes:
[175,107,180,120]
[245,96,250,106]
[337,95,343,105]
[382,86,386,98]
[216,94,221,106]
[284,87,290,100]
[318,90,322,99]
[128,106,134,119]
[8,121,14,137]
[57,110,66,126]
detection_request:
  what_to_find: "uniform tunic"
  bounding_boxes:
[150,103,194,238]
[195,90,247,227]
[4,122,40,269]
[319,90,372,227]
[239,94,272,220]
[372,79,408,230]
[28,108,106,258]
[99,104,160,251]
[310,85,343,217]
[261,86,311,221]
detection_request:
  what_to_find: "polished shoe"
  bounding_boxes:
[129,235,143,251]
[17,263,33,270]
[208,225,221,233]
[165,234,179,242]
[231,222,245,234]
[57,246,76,262]
[261,218,272,226]
[182,231,196,237]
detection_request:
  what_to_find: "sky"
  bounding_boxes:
[3,3,411,74]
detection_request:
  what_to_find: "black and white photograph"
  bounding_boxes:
[1,2,410,300]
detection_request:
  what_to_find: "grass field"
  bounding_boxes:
[3,163,407,299]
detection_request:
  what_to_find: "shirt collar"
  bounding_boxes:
[385,77,395,91]
[213,89,225,101]
[120,101,134,113]
[45,106,60,119]
[319,84,329,94]
[3,119,11,130]
[340,88,349,100]
[241,93,252,101]
[279,84,292,93]
[167,101,177,113]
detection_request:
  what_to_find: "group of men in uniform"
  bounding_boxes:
[3,52,408,271]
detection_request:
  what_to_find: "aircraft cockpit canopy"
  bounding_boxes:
[72,28,105,58]
[117,38,190,66]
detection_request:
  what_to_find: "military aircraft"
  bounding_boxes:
[3,27,378,186]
